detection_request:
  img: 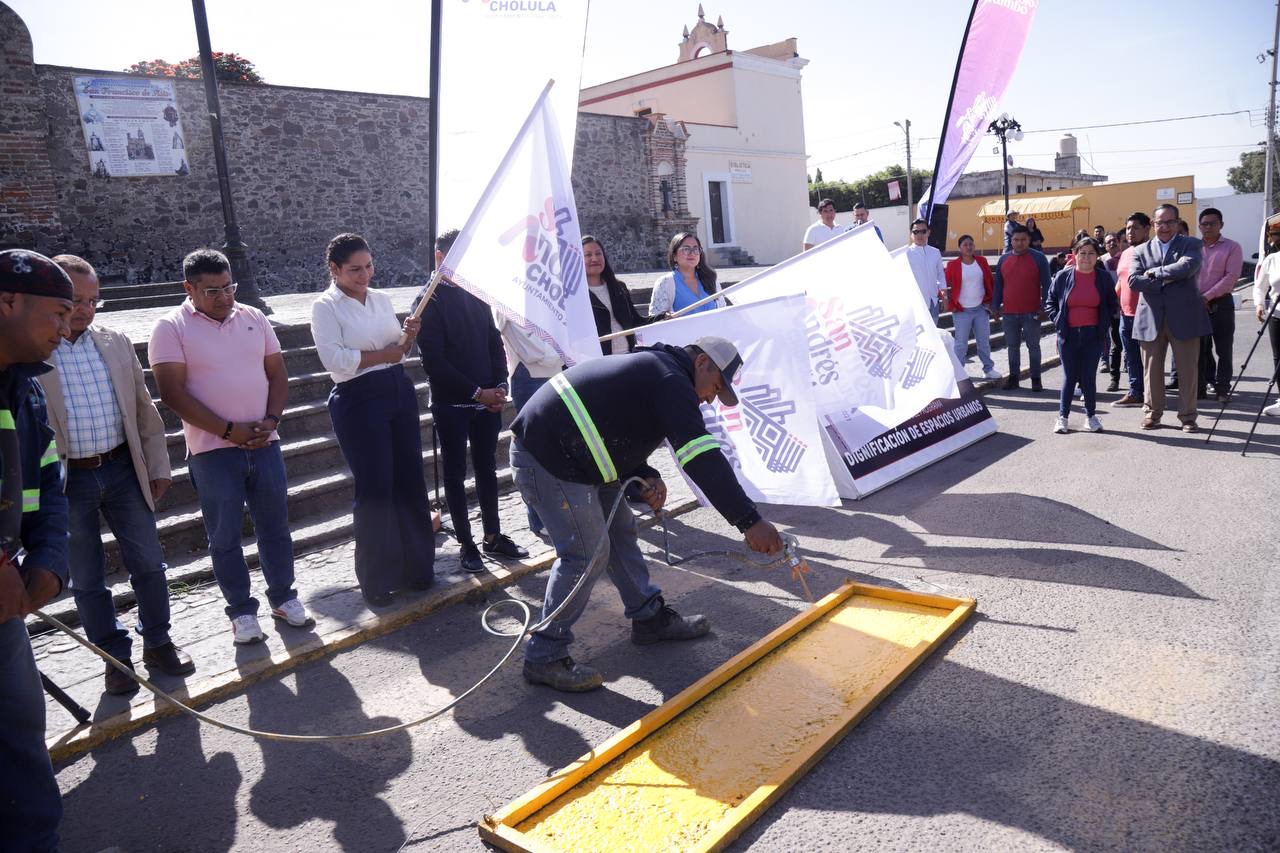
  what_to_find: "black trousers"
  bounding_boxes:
[1104,315,1122,379]
[329,365,435,598]
[1198,295,1236,391]
[431,403,502,546]
[1270,315,1280,377]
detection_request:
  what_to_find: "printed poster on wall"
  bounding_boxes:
[73,76,189,178]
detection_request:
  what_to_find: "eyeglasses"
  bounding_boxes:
[1153,219,1177,226]
[199,283,239,299]
[911,230,928,235]
[677,246,702,256]
[72,297,104,309]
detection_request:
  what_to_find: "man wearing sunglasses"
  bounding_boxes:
[150,249,310,645]
[37,255,194,695]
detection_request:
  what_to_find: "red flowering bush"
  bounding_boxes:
[125,53,264,84]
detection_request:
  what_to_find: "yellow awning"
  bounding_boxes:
[978,194,1089,222]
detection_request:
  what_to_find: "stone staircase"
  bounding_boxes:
[98,276,187,313]
[32,278,1052,631]
[707,245,757,267]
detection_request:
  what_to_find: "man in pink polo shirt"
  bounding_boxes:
[149,249,310,645]
[1196,208,1243,401]
[1112,212,1150,407]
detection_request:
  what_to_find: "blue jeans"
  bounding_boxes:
[329,365,434,599]
[509,362,549,534]
[951,305,994,371]
[66,452,171,660]
[1119,314,1144,397]
[1057,326,1103,417]
[1002,312,1043,382]
[0,616,62,852]
[188,443,296,618]
[511,444,661,664]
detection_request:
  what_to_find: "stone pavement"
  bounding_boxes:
[47,317,1280,853]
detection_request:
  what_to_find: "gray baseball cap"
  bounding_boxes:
[694,335,742,406]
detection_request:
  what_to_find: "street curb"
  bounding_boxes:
[46,497,701,763]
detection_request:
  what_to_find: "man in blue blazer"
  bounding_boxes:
[1128,204,1211,432]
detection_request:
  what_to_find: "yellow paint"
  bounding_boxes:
[502,590,968,853]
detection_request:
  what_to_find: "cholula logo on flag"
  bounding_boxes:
[436,80,600,367]
[706,382,808,475]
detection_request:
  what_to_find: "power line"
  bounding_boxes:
[918,108,1264,142]
[810,140,899,168]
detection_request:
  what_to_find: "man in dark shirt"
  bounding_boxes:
[0,249,74,852]
[419,229,528,573]
[511,335,784,692]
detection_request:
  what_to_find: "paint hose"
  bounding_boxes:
[34,477,809,742]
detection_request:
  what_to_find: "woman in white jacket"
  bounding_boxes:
[1254,240,1280,416]
[648,231,726,318]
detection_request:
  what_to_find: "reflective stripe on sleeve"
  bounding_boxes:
[675,434,720,468]
[550,373,618,483]
[0,411,14,430]
[21,487,39,512]
[40,439,58,467]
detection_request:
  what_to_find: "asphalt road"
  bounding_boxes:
[53,331,1280,853]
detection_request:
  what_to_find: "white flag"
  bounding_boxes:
[635,295,840,508]
[438,84,600,367]
[437,0,589,230]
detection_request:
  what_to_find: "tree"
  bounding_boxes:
[814,167,824,183]
[125,52,264,84]
[807,164,933,211]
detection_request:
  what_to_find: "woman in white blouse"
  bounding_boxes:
[310,233,434,607]
[647,231,726,318]
[1255,239,1280,416]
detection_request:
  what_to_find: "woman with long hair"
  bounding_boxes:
[1026,216,1045,251]
[311,233,434,606]
[944,234,1000,380]
[1045,237,1119,434]
[648,231,725,317]
[584,235,652,354]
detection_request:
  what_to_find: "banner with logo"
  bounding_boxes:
[438,83,600,366]
[917,0,1038,219]
[436,0,590,232]
[635,295,841,508]
[725,225,995,498]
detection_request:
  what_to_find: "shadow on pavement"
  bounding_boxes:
[733,656,1280,852]
[57,714,242,853]
[246,659,412,852]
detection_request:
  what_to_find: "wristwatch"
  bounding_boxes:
[264,414,281,428]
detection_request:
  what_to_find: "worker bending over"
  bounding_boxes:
[510,335,784,692]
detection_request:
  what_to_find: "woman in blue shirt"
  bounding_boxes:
[647,232,725,317]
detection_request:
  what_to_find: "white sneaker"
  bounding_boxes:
[1086,415,1103,432]
[983,367,1001,380]
[231,614,265,645]
[1264,401,1280,417]
[1053,416,1069,434]
[271,598,313,628]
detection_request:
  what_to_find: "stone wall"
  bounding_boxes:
[0,2,683,292]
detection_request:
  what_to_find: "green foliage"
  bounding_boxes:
[807,164,934,211]
[1227,144,1280,209]
[814,167,824,183]
[125,52,264,84]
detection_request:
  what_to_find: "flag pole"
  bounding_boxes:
[398,269,446,346]
[921,0,979,225]
[428,0,443,265]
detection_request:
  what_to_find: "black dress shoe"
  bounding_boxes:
[105,660,139,696]
[143,642,196,676]
[1002,377,1021,390]
[459,544,486,574]
[482,533,529,560]
[1030,378,1044,392]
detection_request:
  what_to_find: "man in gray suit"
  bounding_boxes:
[1128,204,1211,432]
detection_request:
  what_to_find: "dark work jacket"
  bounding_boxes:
[0,363,68,588]
[510,344,761,532]
[1045,266,1120,336]
[589,277,650,355]
[417,282,508,406]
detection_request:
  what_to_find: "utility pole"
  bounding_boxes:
[895,119,913,214]
[1264,1,1279,218]
[190,0,269,312]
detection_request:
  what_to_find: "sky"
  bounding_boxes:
[8,0,1276,193]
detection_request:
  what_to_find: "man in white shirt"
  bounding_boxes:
[905,218,948,324]
[803,198,845,251]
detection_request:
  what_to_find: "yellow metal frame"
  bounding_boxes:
[479,580,976,852]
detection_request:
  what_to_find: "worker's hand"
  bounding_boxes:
[150,478,171,503]
[0,558,25,623]
[22,567,61,614]
[638,477,667,512]
[744,519,784,555]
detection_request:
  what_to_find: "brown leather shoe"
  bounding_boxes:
[105,660,138,696]
[1181,422,1200,434]
[1141,416,1161,430]
[142,642,196,676]
[1113,394,1143,407]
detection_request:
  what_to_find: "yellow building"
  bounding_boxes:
[944,176,1197,255]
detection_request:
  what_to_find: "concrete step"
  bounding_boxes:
[100,292,187,313]
[99,280,184,302]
